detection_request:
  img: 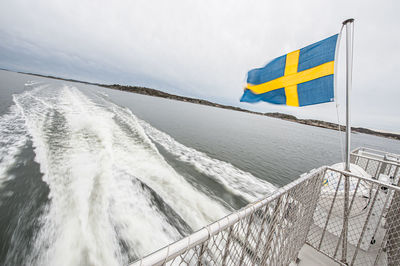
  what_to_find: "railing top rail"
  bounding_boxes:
[352,147,400,159]
[128,167,326,266]
[351,151,400,167]
[326,167,400,191]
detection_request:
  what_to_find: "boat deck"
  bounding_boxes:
[296,244,340,266]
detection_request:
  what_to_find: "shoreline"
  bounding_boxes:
[6,69,400,141]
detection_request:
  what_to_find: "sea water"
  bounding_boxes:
[0,70,399,265]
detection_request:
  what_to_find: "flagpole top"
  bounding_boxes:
[342,18,355,25]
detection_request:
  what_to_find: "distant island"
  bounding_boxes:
[11,70,400,141]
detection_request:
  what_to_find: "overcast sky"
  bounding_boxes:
[0,0,399,132]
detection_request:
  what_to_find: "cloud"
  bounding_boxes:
[0,0,399,131]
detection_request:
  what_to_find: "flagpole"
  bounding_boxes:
[341,18,354,264]
[343,18,354,172]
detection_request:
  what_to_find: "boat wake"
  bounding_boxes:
[139,119,276,202]
[0,84,275,265]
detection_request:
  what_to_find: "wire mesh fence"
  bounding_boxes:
[307,148,400,266]
[351,147,400,186]
[130,148,400,266]
[130,168,325,266]
[306,168,400,265]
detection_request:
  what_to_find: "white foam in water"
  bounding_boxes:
[93,94,276,202]
[97,94,229,228]
[10,85,230,265]
[138,120,277,202]
[24,80,41,86]
[0,104,29,188]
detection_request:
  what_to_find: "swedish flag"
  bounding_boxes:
[241,34,338,107]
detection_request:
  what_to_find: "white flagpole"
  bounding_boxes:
[341,18,354,263]
[343,18,354,172]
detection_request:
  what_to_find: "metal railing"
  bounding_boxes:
[130,168,325,266]
[313,147,400,266]
[307,147,400,265]
[307,167,400,265]
[130,148,400,266]
[351,147,400,185]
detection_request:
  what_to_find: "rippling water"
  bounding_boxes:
[0,70,399,265]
